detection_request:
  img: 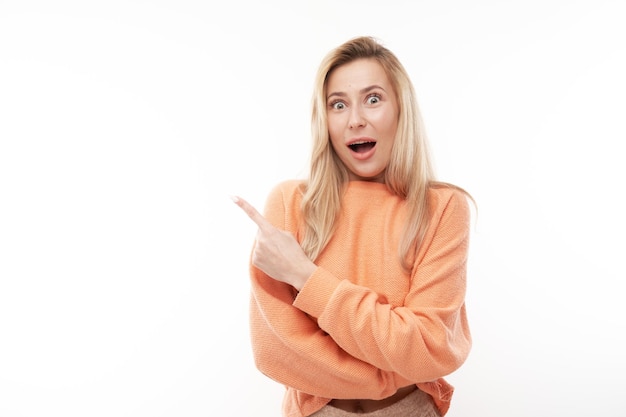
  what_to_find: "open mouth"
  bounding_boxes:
[348,141,376,153]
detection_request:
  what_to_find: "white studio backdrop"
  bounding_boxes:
[1,1,625,416]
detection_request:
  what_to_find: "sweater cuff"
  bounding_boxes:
[293,266,341,319]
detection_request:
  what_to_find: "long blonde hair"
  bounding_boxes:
[300,36,463,270]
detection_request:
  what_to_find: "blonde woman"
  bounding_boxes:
[233,36,473,417]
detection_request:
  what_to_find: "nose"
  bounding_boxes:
[348,106,366,129]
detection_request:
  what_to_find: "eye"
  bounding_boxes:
[330,101,346,110]
[366,94,381,105]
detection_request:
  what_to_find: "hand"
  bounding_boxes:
[232,195,316,291]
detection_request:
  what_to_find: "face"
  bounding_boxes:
[326,58,399,183]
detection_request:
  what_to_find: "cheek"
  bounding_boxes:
[381,114,399,139]
[329,135,343,155]
[327,118,343,145]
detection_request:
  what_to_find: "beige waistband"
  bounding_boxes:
[308,389,440,417]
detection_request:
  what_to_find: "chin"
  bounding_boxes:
[352,172,385,183]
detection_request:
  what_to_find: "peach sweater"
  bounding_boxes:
[249,180,471,417]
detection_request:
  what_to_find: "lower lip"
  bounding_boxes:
[349,145,376,160]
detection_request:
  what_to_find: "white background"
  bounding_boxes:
[1,1,625,416]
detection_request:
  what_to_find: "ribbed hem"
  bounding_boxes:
[293,267,342,319]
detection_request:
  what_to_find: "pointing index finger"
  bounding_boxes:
[231,195,272,230]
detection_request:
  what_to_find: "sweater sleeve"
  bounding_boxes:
[249,182,411,400]
[293,188,472,383]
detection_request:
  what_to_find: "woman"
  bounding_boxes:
[233,36,472,417]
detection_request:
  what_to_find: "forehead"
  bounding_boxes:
[326,58,392,92]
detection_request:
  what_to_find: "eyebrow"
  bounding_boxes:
[326,84,386,100]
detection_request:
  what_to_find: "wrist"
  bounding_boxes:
[293,261,316,291]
